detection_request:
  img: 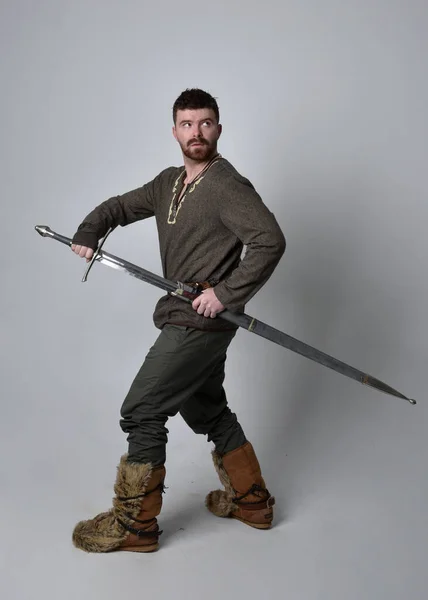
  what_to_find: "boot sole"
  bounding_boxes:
[231,515,272,529]
[118,544,159,553]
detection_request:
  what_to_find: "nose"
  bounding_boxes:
[192,123,203,137]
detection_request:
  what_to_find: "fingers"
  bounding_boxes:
[192,298,217,318]
[71,244,94,260]
[192,291,223,318]
[200,306,215,318]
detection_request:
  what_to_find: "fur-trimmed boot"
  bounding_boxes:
[206,441,275,529]
[72,455,165,553]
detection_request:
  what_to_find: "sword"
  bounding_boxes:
[35,225,416,407]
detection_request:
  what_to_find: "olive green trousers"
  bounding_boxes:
[120,324,247,466]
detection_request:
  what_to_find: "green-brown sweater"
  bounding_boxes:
[72,157,286,331]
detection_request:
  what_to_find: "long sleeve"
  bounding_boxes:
[72,177,158,250]
[213,173,286,311]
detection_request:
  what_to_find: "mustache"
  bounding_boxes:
[188,138,208,146]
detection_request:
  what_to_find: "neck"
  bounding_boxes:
[183,150,218,183]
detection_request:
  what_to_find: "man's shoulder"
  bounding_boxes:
[212,158,255,190]
[155,165,184,183]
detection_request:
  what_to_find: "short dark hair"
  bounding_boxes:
[173,88,220,124]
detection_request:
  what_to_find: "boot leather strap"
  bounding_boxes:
[234,496,276,510]
[233,483,275,508]
[117,518,163,538]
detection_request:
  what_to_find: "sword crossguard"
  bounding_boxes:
[81,227,114,283]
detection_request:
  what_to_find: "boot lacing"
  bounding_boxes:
[233,483,272,505]
[116,481,166,538]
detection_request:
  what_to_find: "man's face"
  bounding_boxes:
[173,108,222,161]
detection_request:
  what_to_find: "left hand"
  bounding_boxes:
[192,287,225,318]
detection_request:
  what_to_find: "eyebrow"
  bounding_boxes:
[178,117,214,125]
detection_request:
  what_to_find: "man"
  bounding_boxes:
[70,89,286,553]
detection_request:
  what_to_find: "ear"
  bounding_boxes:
[218,123,223,137]
[172,126,178,141]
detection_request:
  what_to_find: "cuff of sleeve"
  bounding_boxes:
[214,282,245,312]
[71,231,99,250]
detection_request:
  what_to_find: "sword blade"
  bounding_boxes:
[95,253,182,295]
[218,311,415,404]
[35,225,416,406]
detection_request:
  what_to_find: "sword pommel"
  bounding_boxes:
[409,398,417,405]
[35,225,53,237]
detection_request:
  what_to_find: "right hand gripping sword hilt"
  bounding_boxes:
[81,227,114,282]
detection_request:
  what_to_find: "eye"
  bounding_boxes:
[202,121,211,127]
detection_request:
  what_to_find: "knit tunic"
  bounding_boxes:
[72,157,286,331]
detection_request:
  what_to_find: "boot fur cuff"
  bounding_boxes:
[205,449,237,518]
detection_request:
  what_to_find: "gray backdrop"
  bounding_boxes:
[1,1,427,599]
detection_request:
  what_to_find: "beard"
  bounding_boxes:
[180,138,217,162]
